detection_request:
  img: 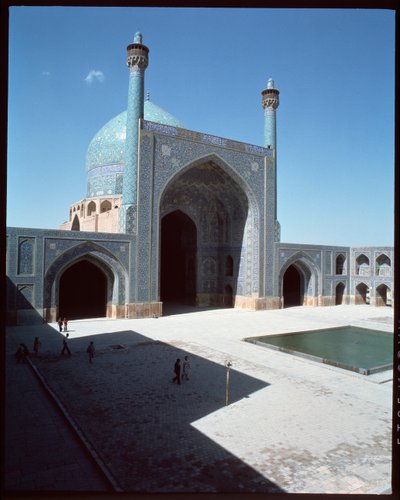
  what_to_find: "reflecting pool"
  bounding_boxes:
[244,326,393,375]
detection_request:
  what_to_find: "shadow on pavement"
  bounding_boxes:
[6,324,283,493]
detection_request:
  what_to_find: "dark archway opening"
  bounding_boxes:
[224,285,234,308]
[376,284,390,307]
[71,214,80,231]
[355,283,368,305]
[283,265,302,308]
[59,260,107,319]
[161,211,197,305]
[335,283,345,305]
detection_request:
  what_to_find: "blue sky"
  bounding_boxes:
[7,6,395,246]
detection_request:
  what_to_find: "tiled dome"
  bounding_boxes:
[86,101,182,197]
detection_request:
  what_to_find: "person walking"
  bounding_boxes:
[63,318,68,332]
[172,358,181,384]
[60,333,71,356]
[57,317,63,332]
[86,341,95,363]
[182,355,190,381]
[33,337,41,356]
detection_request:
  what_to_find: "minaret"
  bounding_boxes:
[262,78,280,242]
[119,32,149,233]
[261,78,279,151]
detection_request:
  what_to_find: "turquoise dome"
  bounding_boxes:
[86,101,182,197]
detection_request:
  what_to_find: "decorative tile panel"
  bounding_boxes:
[17,238,35,275]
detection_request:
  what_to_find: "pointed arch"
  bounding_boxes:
[71,214,80,231]
[279,251,321,307]
[59,258,108,319]
[356,254,370,276]
[100,200,112,213]
[43,241,128,318]
[87,201,97,216]
[355,282,369,304]
[335,254,346,275]
[375,254,391,276]
[160,152,258,209]
[158,153,258,308]
[376,283,391,307]
[335,282,345,305]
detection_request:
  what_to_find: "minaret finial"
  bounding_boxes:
[267,78,275,89]
[134,32,142,43]
[146,91,150,101]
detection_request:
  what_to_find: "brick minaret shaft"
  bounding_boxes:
[119,32,149,233]
[261,78,279,152]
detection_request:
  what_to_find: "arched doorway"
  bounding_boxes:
[159,158,252,309]
[376,284,390,306]
[71,214,80,231]
[59,260,107,319]
[161,210,197,304]
[335,282,345,305]
[283,265,302,307]
[335,254,345,275]
[355,283,368,305]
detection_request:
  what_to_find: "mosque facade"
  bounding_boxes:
[6,34,394,325]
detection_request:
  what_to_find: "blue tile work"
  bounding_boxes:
[272,244,393,306]
[120,68,144,232]
[16,284,34,309]
[274,243,351,301]
[17,237,35,275]
[264,153,277,296]
[262,79,279,150]
[350,247,394,300]
[135,124,277,303]
[264,107,277,150]
[86,104,182,199]
[6,227,134,322]
[142,121,273,157]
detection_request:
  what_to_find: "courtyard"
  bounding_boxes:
[5,304,393,494]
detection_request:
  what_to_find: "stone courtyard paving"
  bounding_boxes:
[6,305,394,494]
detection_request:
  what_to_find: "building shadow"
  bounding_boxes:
[162,301,227,316]
[6,323,284,493]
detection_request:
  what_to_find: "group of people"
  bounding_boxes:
[172,355,191,384]
[60,334,95,363]
[15,331,95,364]
[15,322,189,372]
[57,317,68,332]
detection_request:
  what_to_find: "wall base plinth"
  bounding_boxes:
[126,302,162,319]
[195,294,282,310]
[106,305,126,319]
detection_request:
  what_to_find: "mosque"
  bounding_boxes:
[6,33,394,325]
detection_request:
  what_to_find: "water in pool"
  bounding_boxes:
[245,326,393,375]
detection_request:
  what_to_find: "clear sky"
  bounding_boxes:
[7,6,395,246]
